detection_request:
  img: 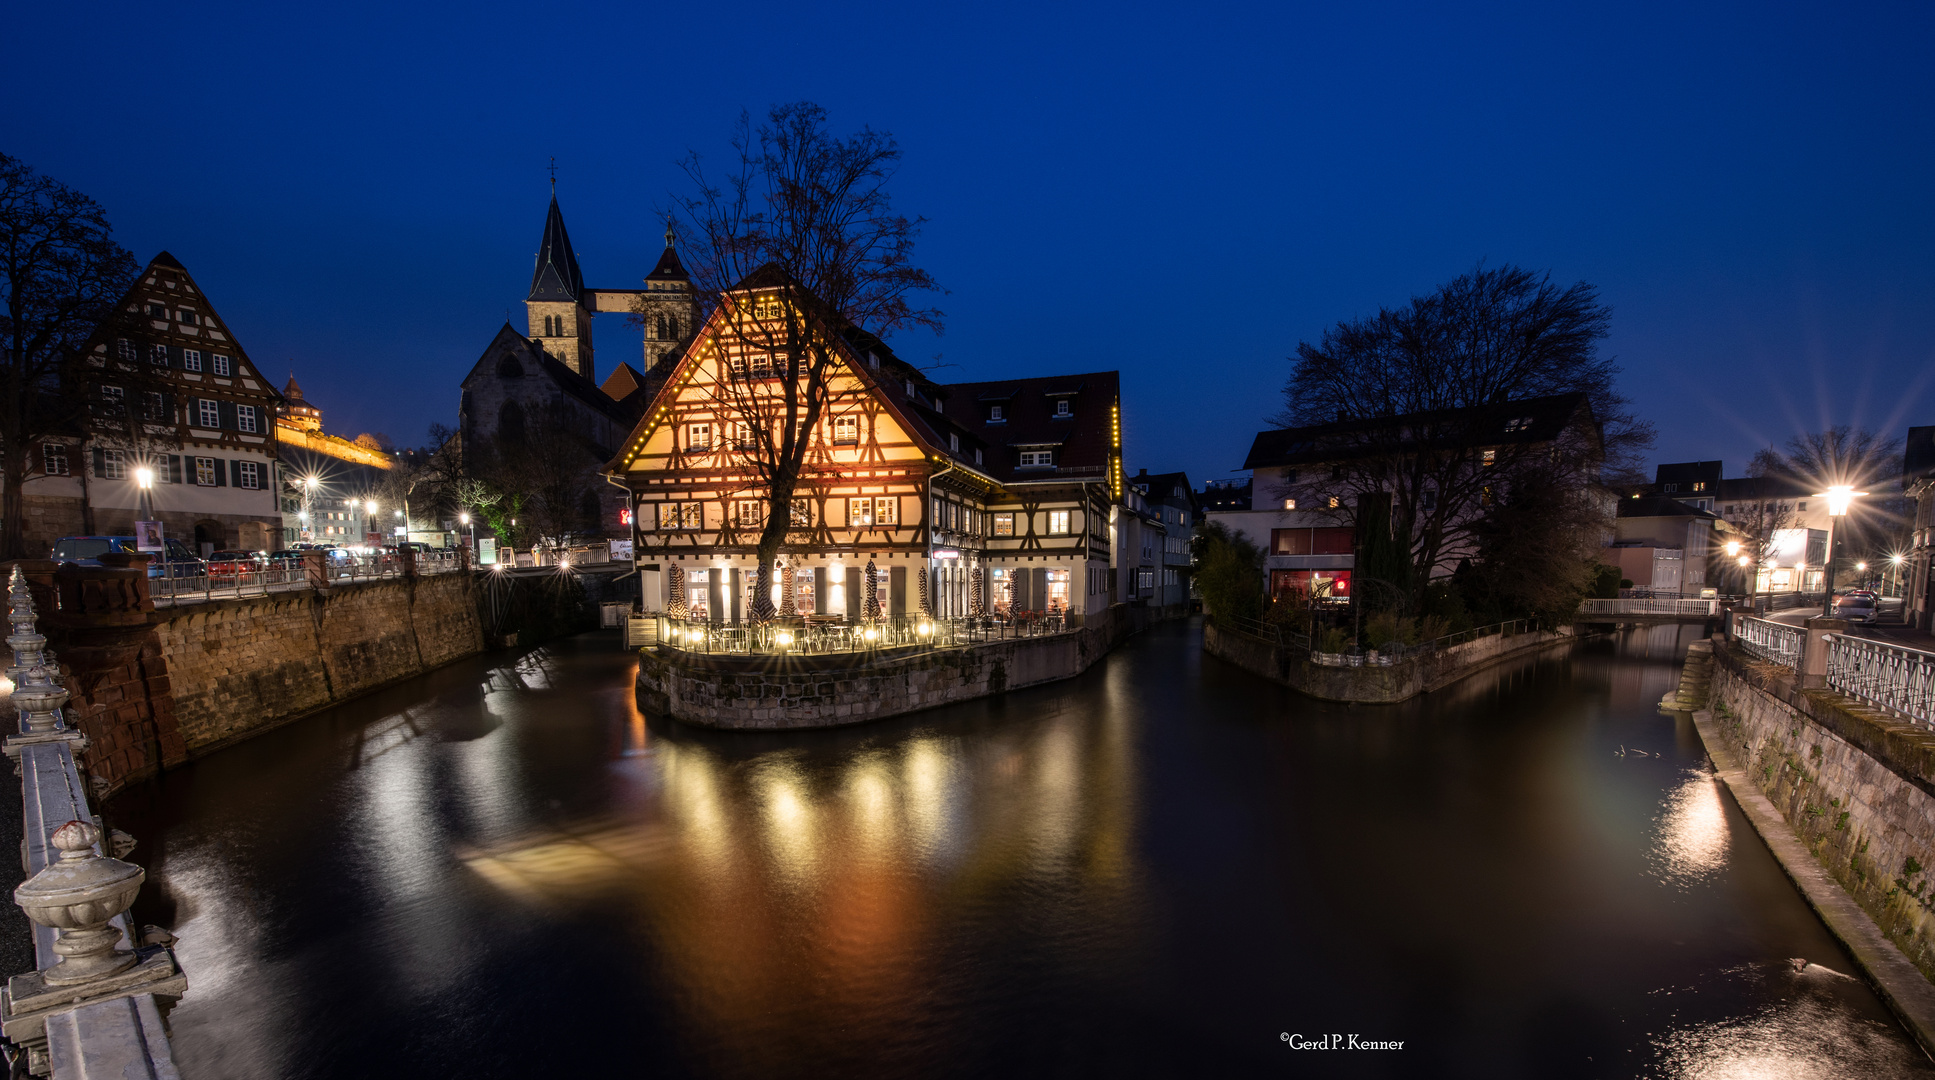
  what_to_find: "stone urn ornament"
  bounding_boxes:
[14,821,144,986]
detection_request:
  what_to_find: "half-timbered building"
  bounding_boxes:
[605,282,1126,626]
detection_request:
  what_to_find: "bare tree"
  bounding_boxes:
[1752,426,1908,570]
[666,102,943,619]
[0,154,139,555]
[473,402,601,553]
[1273,264,1652,611]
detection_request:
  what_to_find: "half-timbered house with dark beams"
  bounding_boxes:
[604,279,1127,627]
[25,252,287,554]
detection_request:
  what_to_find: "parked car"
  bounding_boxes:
[1832,591,1879,625]
[206,550,267,575]
[49,536,204,579]
[267,549,311,568]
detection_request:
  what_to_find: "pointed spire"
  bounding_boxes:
[528,193,585,303]
[283,373,305,402]
[664,215,677,248]
[649,216,690,283]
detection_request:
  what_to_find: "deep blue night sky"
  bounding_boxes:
[9,2,1931,487]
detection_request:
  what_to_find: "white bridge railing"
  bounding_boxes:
[1825,635,1935,730]
[1736,615,1804,668]
[1577,598,1719,618]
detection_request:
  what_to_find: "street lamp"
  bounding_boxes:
[1814,485,1867,616]
[1723,540,1743,600]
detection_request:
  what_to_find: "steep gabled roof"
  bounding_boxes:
[1653,460,1723,489]
[461,323,635,430]
[938,371,1121,483]
[1241,392,1590,470]
[527,195,585,303]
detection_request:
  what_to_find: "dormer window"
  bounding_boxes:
[974,448,983,465]
[1018,450,1054,468]
[989,404,1005,423]
[949,433,960,452]
[1054,399,1072,418]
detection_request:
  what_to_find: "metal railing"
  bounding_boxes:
[149,550,466,607]
[654,610,1076,656]
[1825,634,1935,730]
[1220,614,1540,666]
[1735,615,1804,668]
[1577,597,1720,618]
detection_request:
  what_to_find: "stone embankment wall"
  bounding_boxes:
[1710,644,1935,981]
[1200,617,1577,703]
[4,559,485,797]
[157,574,482,751]
[638,603,1153,729]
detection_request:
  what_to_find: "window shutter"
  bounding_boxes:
[218,401,237,430]
[229,459,242,487]
[91,448,106,478]
[214,459,227,487]
[167,455,182,484]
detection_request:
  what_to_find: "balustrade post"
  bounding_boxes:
[1800,616,1847,689]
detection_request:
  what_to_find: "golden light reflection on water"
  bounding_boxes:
[1649,968,1931,1079]
[457,707,1142,1063]
[1652,769,1731,887]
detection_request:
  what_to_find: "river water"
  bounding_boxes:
[106,619,1932,1078]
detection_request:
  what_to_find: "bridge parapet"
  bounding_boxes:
[1577,597,1719,619]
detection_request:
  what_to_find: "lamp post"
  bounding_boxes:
[1723,539,1743,601]
[133,466,154,522]
[460,511,473,553]
[1815,485,1867,616]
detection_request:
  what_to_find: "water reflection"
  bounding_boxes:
[1651,767,1732,887]
[100,625,1935,1079]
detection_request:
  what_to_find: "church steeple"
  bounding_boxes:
[525,188,596,381]
[528,194,586,303]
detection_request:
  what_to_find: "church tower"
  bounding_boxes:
[525,190,596,381]
[635,219,702,372]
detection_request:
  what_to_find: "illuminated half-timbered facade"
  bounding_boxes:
[606,283,1126,625]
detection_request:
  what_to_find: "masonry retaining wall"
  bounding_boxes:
[637,602,1154,729]
[1201,617,1578,703]
[1710,643,1935,982]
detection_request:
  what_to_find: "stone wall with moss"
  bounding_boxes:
[1712,647,1935,981]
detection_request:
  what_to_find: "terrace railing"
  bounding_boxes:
[1735,615,1804,668]
[1825,634,1935,730]
[653,611,1076,657]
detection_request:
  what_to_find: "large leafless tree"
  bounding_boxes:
[1752,426,1909,568]
[0,154,138,556]
[666,102,943,619]
[1273,264,1653,614]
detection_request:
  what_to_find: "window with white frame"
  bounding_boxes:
[212,354,231,376]
[116,339,136,363]
[688,423,711,450]
[848,497,874,527]
[731,421,756,449]
[1018,450,1053,468]
[149,344,169,366]
[195,457,216,486]
[833,416,858,445]
[680,503,702,529]
[734,499,763,527]
[237,405,258,433]
[1054,398,1072,417]
[874,496,897,526]
[182,349,202,372]
[992,513,1015,537]
[142,392,166,421]
[237,461,261,489]
[101,385,124,404]
[102,449,128,480]
[41,444,68,476]
[949,433,960,452]
[790,498,812,526]
[198,399,220,428]
[989,404,1005,423]
[726,354,747,380]
[1048,510,1071,534]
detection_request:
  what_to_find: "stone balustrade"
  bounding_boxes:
[0,567,185,1078]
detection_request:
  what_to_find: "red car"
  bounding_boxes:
[206,550,267,575]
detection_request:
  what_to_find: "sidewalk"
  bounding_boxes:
[1764,608,1935,653]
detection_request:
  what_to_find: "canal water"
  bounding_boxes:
[107,619,1933,1078]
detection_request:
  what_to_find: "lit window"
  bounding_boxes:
[992,513,1015,537]
[198,399,220,428]
[726,354,746,379]
[1283,498,1296,510]
[1018,450,1053,468]
[237,405,258,433]
[212,354,231,376]
[102,449,128,480]
[1481,450,1496,466]
[688,423,711,450]
[874,497,898,525]
[41,444,68,476]
[833,416,858,445]
[1049,510,1070,534]
[735,499,763,527]
[182,349,202,372]
[680,503,702,529]
[238,461,260,489]
[848,497,874,527]
[1328,496,1340,509]
[751,354,773,379]
[731,422,756,449]
[789,498,812,526]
